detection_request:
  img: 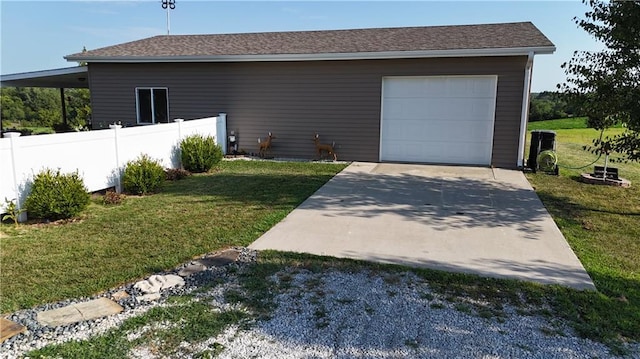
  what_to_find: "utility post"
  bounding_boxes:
[161,0,176,35]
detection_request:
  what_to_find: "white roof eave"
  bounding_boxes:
[1,66,87,82]
[65,46,556,63]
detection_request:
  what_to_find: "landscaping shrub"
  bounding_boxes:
[180,134,222,173]
[103,190,124,205]
[25,169,90,220]
[122,154,165,195]
[2,197,25,225]
[165,168,191,181]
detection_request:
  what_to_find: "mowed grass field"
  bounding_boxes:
[526,119,639,346]
[0,161,348,313]
[526,117,636,178]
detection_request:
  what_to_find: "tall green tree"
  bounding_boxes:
[529,91,575,122]
[1,87,91,132]
[559,0,640,161]
[66,88,92,129]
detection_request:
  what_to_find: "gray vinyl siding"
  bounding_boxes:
[88,56,526,168]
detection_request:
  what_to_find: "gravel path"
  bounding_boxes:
[2,250,638,358]
[205,269,638,359]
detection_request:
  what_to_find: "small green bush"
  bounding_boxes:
[122,154,165,195]
[25,169,90,220]
[180,134,222,173]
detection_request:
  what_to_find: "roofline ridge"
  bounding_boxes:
[149,21,537,38]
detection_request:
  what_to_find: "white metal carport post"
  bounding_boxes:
[517,52,535,168]
[5,132,27,222]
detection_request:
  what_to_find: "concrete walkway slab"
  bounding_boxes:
[250,162,595,290]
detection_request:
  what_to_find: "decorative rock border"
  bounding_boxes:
[0,247,257,356]
[579,173,631,188]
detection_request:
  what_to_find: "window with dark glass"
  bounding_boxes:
[136,88,169,124]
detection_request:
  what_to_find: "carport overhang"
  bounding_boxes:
[0,66,88,88]
[0,66,89,133]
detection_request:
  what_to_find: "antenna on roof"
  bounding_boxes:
[161,0,176,35]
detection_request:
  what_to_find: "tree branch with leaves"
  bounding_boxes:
[559,0,640,161]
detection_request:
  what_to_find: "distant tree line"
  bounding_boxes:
[1,87,91,134]
[528,91,580,122]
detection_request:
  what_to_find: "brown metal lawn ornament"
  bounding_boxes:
[258,132,275,158]
[313,133,337,161]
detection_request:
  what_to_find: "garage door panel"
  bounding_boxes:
[383,119,492,144]
[383,79,426,98]
[444,98,495,120]
[380,76,497,165]
[446,78,497,98]
[382,140,490,165]
[384,98,495,122]
[383,77,497,99]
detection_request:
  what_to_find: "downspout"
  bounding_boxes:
[517,52,535,168]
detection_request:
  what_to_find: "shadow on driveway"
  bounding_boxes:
[251,162,595,290]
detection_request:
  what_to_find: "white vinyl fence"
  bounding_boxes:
[1,114,227,219]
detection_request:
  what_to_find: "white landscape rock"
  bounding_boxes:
[133,274,185,294]
[136,293,162,303]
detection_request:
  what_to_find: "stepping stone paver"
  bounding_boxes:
[178,263,207,277]
[37,298,123,327]
[198,249,240,267]
[1,318,26,343]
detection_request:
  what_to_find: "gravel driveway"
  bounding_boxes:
[205,269,631,359]
[3,252,638,358]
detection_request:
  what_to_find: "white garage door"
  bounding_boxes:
[380,76,497,165]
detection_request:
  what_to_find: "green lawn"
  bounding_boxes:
[527,117,624,131]
[0,161,347,313]
[527,117,589,131]
[3,121,640,354]
[525,120,639,348]
[526,116,633,176]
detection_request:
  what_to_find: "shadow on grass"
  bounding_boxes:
[188,169,556,240]
[162,172,338,208]
[554,176,640,216]
[336,250,595,290]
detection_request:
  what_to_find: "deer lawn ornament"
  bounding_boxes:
[258,132,275,158]
[313,133,337,161]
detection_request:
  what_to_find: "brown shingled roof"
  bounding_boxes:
[65,22,554,61]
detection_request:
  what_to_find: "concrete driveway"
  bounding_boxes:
[250,162,595,290]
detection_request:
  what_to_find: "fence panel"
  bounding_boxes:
[0,114,225,217]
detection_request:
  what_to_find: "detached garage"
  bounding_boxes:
[59,21,555,168]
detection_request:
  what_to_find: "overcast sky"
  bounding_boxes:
[1,1,602,92]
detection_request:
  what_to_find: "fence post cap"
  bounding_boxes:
[173,118,184,123]
[3,132,22,138]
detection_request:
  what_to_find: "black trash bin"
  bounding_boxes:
[528,130,556,171]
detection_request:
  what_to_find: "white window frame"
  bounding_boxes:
[135,87,169,124]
